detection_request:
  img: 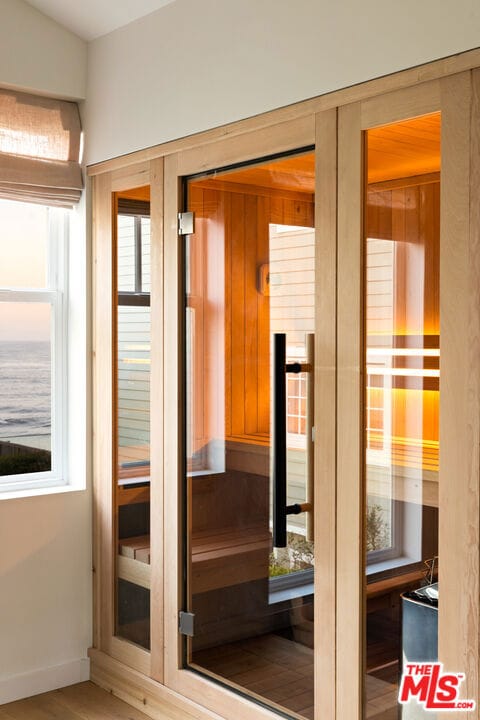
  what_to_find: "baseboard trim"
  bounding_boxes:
[89,648,223,720]
[0,657,90,705]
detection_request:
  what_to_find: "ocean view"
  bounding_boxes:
[0,340,51,452]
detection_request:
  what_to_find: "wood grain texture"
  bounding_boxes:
[164,143,318,720]
[337,101,364,720]
[92,172,115,653]
[93,165,155,676]
[90,650,228,720]
[162,152,183,687]
[111,162,151,192]
[172,116,314,178]
[0,682,155,720]
[361,80,440,131]
[150,156,165,683]
[90,64,480,720]
[439,70,479,717]
[314,108,337,720]
[470,65,480,720]
[187,177,314,449]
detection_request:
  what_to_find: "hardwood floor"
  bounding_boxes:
[0,682,151,720]
[193,632,399,720]
[0,642,398,720]
[193,633,314,719]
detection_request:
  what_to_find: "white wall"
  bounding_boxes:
[0,491,91,702]
[86,0,480,164]
[0,0,86,99]
[0,202,91,703]
[0,203,91,705]
[0,0,90,704]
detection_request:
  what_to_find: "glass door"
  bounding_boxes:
[337,75,479,720]
[364,113,441,719]
[184,151,317,719]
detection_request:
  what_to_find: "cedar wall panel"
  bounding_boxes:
[187,178,437,458]
[188,181,314,452]
[366,179,440,469]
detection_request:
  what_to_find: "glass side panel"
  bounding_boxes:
[114,190,151,650]
[0,302,52,473]
[364,113,440,719]
[185,152,316,719]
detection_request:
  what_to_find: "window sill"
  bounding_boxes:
[269,579,314,605]
[268,556,421,605]
[0,479,85,501]
[366,555,417,578]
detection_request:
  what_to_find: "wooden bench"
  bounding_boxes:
[118,526,271,593]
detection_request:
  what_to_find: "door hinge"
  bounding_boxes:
[179,610,195,637]
[178,211,195,235]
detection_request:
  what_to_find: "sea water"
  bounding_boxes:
[0,340,51,451]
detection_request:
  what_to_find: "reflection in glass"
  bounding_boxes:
[115,193,151,650]
[185,153,316,719]
[364,114,440,719]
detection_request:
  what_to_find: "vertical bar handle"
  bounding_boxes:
[273,333,287,547]
[306,333,315,542]
[272,333,315,548]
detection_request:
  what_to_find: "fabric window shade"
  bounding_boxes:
[0,89,83,207]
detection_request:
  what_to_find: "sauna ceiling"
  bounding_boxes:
[215,112,440,192]
[368,112,440,183]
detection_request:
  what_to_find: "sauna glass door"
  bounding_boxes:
[364,113,441,718]
[184,151,316,719]
[337,75,478,720]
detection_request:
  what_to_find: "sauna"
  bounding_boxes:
[90,65,480,720]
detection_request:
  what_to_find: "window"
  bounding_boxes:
[0,199,68,493]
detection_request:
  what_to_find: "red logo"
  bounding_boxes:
[399,663,475,711]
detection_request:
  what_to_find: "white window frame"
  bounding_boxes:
[0,205,69,494]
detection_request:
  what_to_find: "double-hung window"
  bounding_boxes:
[0,199,68,493]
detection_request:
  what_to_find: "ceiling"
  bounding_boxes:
[24,0,177,41]
[192,113,441,194]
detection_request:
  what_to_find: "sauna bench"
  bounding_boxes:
[366,569,429,614]
[118,526,271,593]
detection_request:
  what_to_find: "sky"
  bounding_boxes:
[0,199,51,342]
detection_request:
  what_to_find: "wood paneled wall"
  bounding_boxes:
[187,180,314,453]
[366,178,440,467]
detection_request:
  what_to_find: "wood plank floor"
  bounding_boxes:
[0,682,152,720]
[193,633,399,720]
[193,634,314,719]
[0,653,398,720]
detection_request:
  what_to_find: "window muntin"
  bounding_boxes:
[0,199,67,492]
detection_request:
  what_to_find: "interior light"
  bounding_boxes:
[367,348,439,357]
[367,367,439,378]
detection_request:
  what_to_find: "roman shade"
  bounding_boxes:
[0,89,83,207]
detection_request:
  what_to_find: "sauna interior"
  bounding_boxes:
[112,113,440,720]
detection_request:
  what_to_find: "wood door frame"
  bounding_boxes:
[89,52,480,720]
[337,72,480,719]
[162,113,338,720]
[92,159,165,680]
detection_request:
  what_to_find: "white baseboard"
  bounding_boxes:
[0,657,90,705]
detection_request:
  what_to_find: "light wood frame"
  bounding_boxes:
[90,51,480,720]
[163,114,339,720]
[337,72,480,718]
[92,159,164,680]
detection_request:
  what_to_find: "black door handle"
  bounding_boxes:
[272,333,314,549]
